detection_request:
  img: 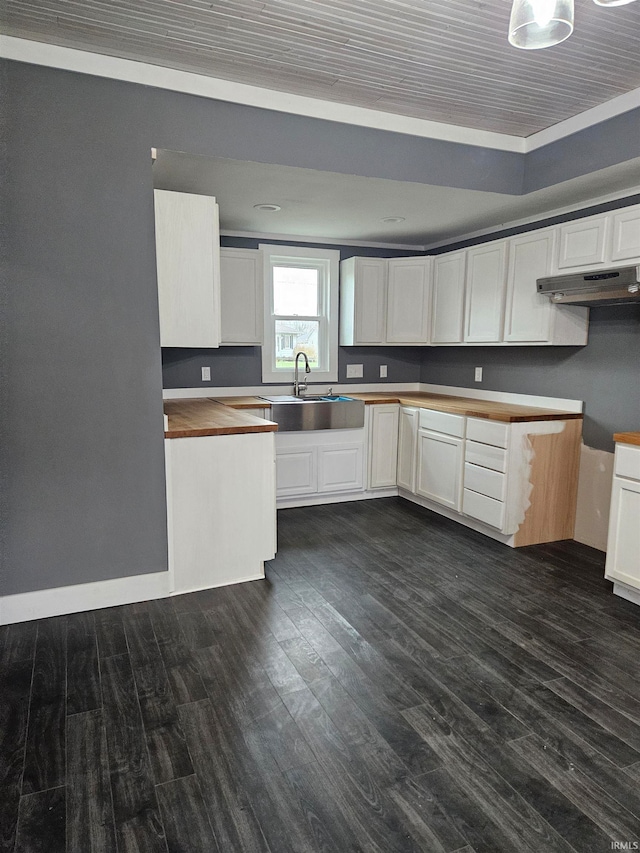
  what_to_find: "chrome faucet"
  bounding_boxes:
[293,352,311,396]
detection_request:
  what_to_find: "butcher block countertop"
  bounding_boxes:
[614,432,640,447]
[164,398,277,438]
[213,396,267,409]
[345,392,583,423]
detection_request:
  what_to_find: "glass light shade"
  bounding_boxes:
[593,0,637,6]
[509,0,574,49]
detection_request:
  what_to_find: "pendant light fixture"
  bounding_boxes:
[508,0,574,49]
[509,0,636,49]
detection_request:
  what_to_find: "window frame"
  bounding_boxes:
[260,244,339,384]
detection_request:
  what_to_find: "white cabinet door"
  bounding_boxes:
[504,230,555,342]
[464,242,507,342]
[611,207,640,262]
[605,476,640,590]
[276,448,317,497]
[339,257,387,345]
[431,252,466,343]
[368,404,399,489]
[220,248,263,344]
[416,429,464,511]
[386,258,431,344]
[154,189,221,348]
[557,216,608,270]
[397,407,418,493]
[318,444,364,493]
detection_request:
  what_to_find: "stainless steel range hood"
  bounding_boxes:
[537,265,640,307]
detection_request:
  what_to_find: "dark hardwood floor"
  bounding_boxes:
[2,497,640,852]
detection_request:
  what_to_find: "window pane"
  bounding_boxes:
[273,266,319,316]
[275,319,319,369]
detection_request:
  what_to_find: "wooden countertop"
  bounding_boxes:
[614,432,640,447]
[213,396,267,409]
[164,398,277,438]
[346,392,582,423]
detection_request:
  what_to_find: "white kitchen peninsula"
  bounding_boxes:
[163,399,277,594]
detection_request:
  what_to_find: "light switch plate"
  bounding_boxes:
[475,367,483,382]
[380,365,388,378]
[201,366,211,381]
[346,364,363,378]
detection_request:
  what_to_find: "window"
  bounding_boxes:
[261,244,339,384]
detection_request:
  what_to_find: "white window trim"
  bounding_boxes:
[260,244,339,385]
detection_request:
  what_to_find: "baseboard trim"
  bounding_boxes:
[398,489,514,546]
[0,571,171,625]
[277,488,398,509]
[612,581,640,608]
[171,571,265,597]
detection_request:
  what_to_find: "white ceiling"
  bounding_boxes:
[3,0,640,136]
[153,150,640,247]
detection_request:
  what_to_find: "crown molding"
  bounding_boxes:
[220,229,425,251]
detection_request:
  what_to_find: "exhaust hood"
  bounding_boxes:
[537,265,640,307]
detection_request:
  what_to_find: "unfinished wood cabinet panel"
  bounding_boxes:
[509,419,582,546]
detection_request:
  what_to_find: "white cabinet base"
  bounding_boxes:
[165,433,276,594]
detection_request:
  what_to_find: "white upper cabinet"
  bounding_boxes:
[431,251,466,343]
[464,242,507,342]
[340,256,431,345]
[220,248,263,345]
[611,207,640,262]
[154,189,221,348]
[340,257,386,345]
[504,230,555,342]
[386,257,431,344]
[556,215,608,270]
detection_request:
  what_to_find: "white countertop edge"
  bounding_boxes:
[163,382,583,413]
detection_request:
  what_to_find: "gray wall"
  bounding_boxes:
[2,58,639,596]
[162,237,422,390]
[421,306,640,453]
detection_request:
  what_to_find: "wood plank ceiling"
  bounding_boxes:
[3,0,640,136]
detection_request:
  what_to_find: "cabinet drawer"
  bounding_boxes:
[463,489,505,530]
[464,463,506,502]
[465,440,507,473]
[466,417,508,448]
[615,444,640,481]
[419,408,465,437]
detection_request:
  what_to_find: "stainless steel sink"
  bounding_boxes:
[260,395,365,431]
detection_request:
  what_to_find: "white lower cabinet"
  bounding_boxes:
[275,429,365,503]
[397,407,419,493]
[276,447,317,497]
[318,445,364,493]
[416,428,464,511]
[165,432,276,593]
[368,404,399,489]
[605,442,640,596]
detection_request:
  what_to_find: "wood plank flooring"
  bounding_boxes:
[2,497,640,852]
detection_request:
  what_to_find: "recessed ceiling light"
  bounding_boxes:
[381,216,406,223]
[253,203,281,212]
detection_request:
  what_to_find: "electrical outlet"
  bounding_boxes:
[346,364,363,378]
[475,367,483,382]
[380,365,388,378]
[201,366,211,382]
